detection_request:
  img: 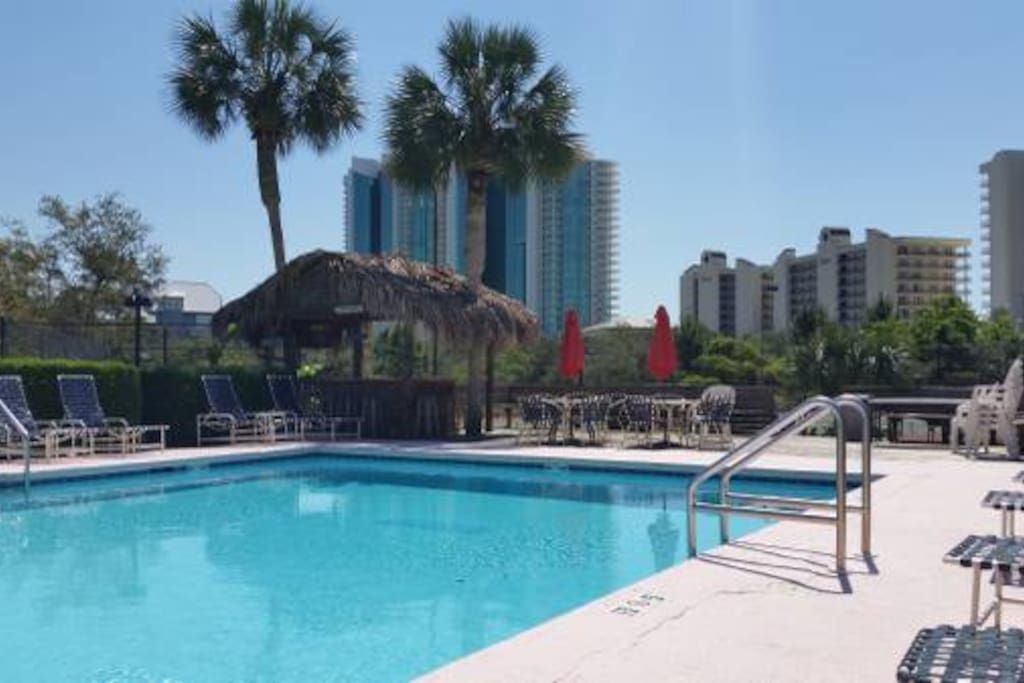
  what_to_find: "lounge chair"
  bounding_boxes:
[266,374,361,441]
[0,375,85,459]
[58,374,167,454]
[197,374,288,446]
[897,624,1024,681]
[952,358,1023,458]
[692,384,736,449]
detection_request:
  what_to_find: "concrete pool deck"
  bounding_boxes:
[1,437,1020,681]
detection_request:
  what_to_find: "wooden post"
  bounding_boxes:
[485,342,495,433]
[352,324,364,379]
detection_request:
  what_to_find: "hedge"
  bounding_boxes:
[141,367,271,446]
[0,358,141,423]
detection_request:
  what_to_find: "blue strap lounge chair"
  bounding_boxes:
[266,374,361,441]
[58,374,167,454]
[0,375,84,459]
[197,374,288,446]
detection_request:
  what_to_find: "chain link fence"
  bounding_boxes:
[0,317,254,367]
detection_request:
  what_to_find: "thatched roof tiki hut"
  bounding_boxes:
[213,250,539,435]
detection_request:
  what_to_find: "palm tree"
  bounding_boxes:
[383,17,584,437]
[168,0,362,272]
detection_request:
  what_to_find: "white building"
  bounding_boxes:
[680,227,970,335]
[980,150,1024,322]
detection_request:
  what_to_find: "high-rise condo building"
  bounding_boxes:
[680,227,970,335]
[344,157,620,335]
[980,150,1024,322]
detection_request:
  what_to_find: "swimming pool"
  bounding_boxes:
[0,454,843,682]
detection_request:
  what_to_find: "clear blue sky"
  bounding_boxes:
[3,1,1023,315]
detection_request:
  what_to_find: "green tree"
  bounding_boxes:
[676,317,711,371]
[860,317,912,386]
[372,325,426,380]
[977,309,1023,381]
[909,297,978,382]
[40,194,167,323]
[168,0,362,271]
[0,220,58,320]
[382,17,584,436]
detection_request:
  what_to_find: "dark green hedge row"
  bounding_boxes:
[0,358,141,423]
[0,359,274,447]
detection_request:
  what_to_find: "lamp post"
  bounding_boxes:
[124,288,153,367]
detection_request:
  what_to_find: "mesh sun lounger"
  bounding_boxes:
[197,374,289,446]
[266,374,361,441]
[983,491,1024,536]
[0,375,85,459]
[945,534,1024,627]
[58,374,167,455]
[897,624,1024,682]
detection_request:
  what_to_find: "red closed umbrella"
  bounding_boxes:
[559,309,585,382]
[648,305,678,381]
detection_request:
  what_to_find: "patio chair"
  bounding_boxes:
[0,375,84,459]
[622,395,656,447]
[692,384,736,450]
[58,374,167,454]
[197,374,289,446]
[897,624,1024,682]
[516,395,561,445]
[952,358,1023,458]
[267,374,362,441]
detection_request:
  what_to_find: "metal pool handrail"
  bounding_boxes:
[0,397,31,490]
[686,395,873,573]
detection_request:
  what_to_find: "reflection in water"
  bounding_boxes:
[647,494,681,570]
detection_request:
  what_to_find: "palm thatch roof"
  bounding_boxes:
[212,250,538,348]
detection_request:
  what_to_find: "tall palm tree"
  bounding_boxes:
[168,0,362,272]
[383,17,584,437]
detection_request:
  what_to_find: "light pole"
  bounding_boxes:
[124,288,153,367]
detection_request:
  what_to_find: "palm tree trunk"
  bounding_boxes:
[256,132,297,368]
[464,171,489,437]
[256,133,287,271]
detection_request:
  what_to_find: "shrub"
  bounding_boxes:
[0,357,140,422]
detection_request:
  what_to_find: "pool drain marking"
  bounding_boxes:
[611,593,665,616]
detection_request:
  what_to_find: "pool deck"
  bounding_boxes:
[2,437,1021,682]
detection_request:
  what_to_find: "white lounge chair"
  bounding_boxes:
[951,359,1023,458]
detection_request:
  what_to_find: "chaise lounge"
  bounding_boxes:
[267,374,361,441]
[58,374,167,454]
[197,374,289,446]
[0,375,85,459]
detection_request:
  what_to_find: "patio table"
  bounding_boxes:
[650,397,695,447]
[868,396,964,445]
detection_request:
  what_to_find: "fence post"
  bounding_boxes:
[0,316,6,358]
[162,327,169,366]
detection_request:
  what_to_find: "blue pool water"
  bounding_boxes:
[0,455,841,682]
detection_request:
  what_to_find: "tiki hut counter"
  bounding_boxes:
[212,250,539,438]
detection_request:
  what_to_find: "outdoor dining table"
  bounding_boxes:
[650,397,695,447]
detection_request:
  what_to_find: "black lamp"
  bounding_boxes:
[124,288,153,367]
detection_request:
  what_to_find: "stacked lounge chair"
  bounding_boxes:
[951,358,1023,458]
[266,374,361,441]
[58,374,167,454]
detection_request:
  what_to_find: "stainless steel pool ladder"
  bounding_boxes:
[686,395,872,573]
[0,397,32,490]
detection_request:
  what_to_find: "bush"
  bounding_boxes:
[0,357,140,422]
[140,366,271,446]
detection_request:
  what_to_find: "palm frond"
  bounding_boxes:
[167,14,241,140]
[383,66,459,189]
